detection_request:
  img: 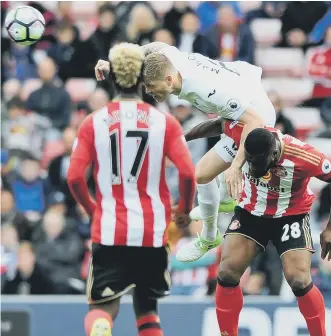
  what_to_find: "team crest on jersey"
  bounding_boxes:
[229,220,240,230]
[226,99,241,112]
[322,159,331,174]
[271,166,288,178]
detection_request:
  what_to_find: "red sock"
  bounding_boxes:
[297,284,326,336]
[215,283,243,336]
[84,309,113,336]
[137,314,163,336]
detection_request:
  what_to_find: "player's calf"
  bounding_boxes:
[133,293,163,336]
[282,250,326,336]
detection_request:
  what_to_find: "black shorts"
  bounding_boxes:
[225,207,315,257]
[87,244,171,304]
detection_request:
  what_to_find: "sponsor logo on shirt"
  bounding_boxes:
[245,172,285,193]
[226,99,240,112]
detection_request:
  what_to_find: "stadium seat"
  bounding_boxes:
[65,78,97,102]
[282,107,322,139]
[305,138,331,158]
[250,19,281,47]
[240,1,262,13]
[21,78,42,101]
[262,78,314,106]
[256,48,304,77]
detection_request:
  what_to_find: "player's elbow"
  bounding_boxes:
[178,161,195,180]
[66,165,84,186]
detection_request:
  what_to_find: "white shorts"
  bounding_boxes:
[214,134,238,163]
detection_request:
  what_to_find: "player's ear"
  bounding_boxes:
[165,75,172,87]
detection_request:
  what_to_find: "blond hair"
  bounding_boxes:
[143,52,174,84]
[108,43,144,89]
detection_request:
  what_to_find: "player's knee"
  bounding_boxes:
[195,166,213,184]
[218,265,241,286]
[284,271,312,294]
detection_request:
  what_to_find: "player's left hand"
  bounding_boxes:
[320,227,331,261]
[172,207,191,228]
[224,166,242,202]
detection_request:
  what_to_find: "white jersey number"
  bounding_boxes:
[281,222,301,242]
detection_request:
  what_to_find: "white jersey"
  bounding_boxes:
[163,46,275,127]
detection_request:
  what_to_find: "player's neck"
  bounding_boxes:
[113,93,143,102]
[172,72,183,96]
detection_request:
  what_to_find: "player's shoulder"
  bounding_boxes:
[282,134,323,167]
[78,106,108,133]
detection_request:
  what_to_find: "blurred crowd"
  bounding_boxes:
[1,1,330,298]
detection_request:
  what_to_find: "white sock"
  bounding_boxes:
[217,172,232,203]
[197,179,220,241]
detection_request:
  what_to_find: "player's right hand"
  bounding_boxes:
[95,59,110,81]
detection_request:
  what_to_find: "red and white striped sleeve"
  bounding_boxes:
[300,145,331,183]
[164,114,196,213]
[67,114,97,217]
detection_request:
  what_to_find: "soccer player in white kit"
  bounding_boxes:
[95,42,276,262]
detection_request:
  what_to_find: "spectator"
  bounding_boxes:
[2,79,21,105]
[125,4,158,45]
[48,127,78,217]
[47,191,67,216]
[89,4,120,60]
[317,97,331,138]
[153,28,175,46]
[304,26,331,108]
[166,96,207,204]
[1,224,19,286]
[277,1,327,51]
[87,88,109,112]
[27,2,57,51]
[2,97,51,161]
[309,9,331,45]
[5,43,37,81]
[26,57,72,130]
[47,23,97,82]
[10,156,49,217]
[2,241,55,294]
[177,12,218,59]
[163,2,193,43]
[267,91,296,136]
[114,1,157,35]
[205,5,255,64]
[196,1,243,33]
[245,2,286,24]
[33,210,84,294]
[1,190,35,242]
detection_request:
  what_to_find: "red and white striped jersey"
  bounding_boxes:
[240,134,331,217]
[68,101,195,247]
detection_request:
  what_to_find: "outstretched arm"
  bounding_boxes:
[184,118,223,142]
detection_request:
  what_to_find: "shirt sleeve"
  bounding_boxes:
[209,82,251,120]
[67,115,96,216]
[164,114,196,213]
[299,145,331,183]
